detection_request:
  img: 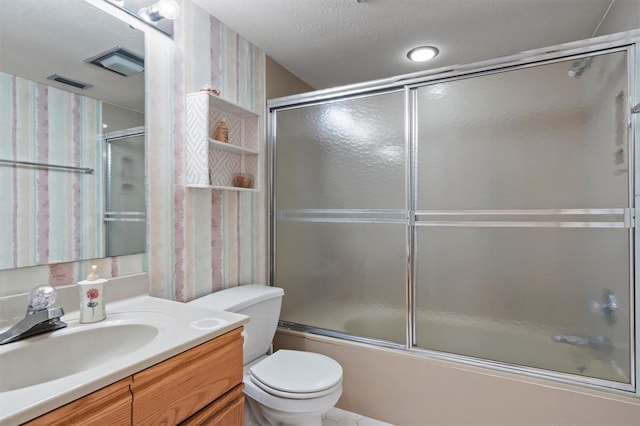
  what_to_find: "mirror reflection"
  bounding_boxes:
[0,0,145,270]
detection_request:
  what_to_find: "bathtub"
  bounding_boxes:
[282,302,630,384]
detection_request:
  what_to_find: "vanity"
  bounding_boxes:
[0,275,249,426]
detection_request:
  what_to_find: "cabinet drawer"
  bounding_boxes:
[131,328,243,425]
[181,383,244,426]
[24,377,132,426]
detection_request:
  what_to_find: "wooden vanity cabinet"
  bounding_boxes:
[22,328,244,426]
[181,383,244,426]
[131,328,244,425]
[23,378,132,426]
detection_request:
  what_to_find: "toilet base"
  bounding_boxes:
[245,396,325,426]
[244,390,339,426]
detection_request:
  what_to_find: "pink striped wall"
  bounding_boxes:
[146,0,267,301]
[0,73,102,270]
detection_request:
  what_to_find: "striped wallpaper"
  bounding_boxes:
[0,72,103,270]
[147,0,267,301]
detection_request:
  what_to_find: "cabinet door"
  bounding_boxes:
[131,328,243,425]
[24,377,132,426]
[180,384,244,426]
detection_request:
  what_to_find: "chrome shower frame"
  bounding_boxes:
[268,29,640,396]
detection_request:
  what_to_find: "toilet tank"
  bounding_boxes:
[187,284,284,365]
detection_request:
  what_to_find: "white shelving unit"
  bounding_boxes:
[186,91,260,191]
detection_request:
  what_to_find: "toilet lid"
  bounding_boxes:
[249,350,343,395]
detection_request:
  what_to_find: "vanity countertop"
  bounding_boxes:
[0,279,248,426]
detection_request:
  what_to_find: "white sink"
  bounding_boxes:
[0,294,249,426]
[0,313,172,392]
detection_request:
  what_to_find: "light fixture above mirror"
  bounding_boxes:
[86,47,145,77]
[104,0,180,37]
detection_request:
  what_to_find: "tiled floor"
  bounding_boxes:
[322,407,394,426]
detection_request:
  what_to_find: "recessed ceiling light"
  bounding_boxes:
[407,46,439,63]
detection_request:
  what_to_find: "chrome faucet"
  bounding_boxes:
[0,286,67,345]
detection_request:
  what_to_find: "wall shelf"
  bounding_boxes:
[186,92,260,191]
[208,138,258,155]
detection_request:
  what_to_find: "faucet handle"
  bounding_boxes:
[27,285,57,314]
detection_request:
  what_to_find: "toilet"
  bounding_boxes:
[188,285,343,426]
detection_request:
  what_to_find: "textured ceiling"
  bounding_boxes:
[0,0,145,112]
[193,0,615,90]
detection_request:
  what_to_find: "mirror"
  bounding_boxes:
[0,0,145,270]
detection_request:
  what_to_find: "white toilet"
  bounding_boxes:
[188,285,343,426]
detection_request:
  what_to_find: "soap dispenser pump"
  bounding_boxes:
[78,265,107,323]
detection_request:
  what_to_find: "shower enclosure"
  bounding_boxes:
[104,127,145,257]
[269,36,639,392]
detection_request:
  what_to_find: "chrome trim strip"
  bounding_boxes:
[276,209,408,224]
[104,211,145,216]
[414,221,629,228]
[631,43,639,395]
[402,47,630,92]
[104,126,145,140]
[277,217,406,225]
[268,88,405,114]
[404,86,414,349]
[278,321,406,351]
[0,159,93,174]
[268,108,278,286]
[279,208,406,215]
[415,208,628,216]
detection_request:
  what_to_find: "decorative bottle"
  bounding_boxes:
[78,265,107,323]
[215,118,229,143]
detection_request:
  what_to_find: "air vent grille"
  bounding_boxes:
[46,74,93,90]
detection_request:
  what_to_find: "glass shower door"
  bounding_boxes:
[105,127,145,257]
[412,50,632,384]
[274,91,408,344]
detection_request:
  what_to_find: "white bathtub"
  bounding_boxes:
[283,302,630,384]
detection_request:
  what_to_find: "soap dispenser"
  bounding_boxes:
[78,265,107,323]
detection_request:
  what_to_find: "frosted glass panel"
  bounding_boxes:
[414,51,632,384]
[274,91,406,343]
[414,227,631,382]
[416,51,629,210]
[106,132,145,257]
[275,91,405,209]
[277,222,406,343]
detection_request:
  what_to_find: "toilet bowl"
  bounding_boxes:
[188,285,343,426]
[244,350,342,426]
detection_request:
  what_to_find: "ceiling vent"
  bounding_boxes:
[86,47,144,77]
[46,74,93,90]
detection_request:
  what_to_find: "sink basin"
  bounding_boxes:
[0,313,172,392]
[0,291,249,426]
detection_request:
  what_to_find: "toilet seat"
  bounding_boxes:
[249,350,343,400]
